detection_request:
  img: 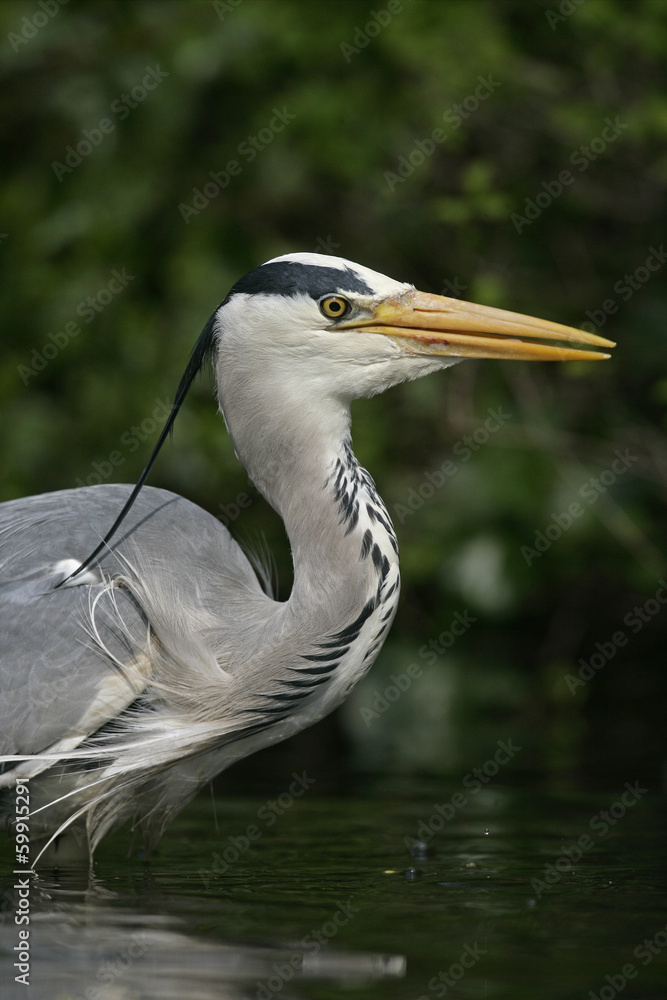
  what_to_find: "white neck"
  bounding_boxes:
[217,356,397,620]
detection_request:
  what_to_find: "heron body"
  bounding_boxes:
[0,253,613,859]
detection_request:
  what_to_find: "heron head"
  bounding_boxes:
[63,252,614,580]
[209,252,614,402]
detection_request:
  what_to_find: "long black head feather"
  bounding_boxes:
[58,308,220,585]
[59,254,373,586]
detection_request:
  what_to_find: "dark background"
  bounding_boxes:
[1,0,665,793]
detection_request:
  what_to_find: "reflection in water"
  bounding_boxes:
[1,786,665,1000]
[0,871,405,1000]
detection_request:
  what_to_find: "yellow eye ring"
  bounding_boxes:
[319,295,351,320]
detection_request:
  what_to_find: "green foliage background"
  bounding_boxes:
[1,0,665,786]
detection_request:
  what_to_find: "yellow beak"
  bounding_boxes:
[353,289,614,362]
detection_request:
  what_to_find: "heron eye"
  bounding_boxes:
[319,295,351,320]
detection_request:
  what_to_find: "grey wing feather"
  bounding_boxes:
[0,484,269,761]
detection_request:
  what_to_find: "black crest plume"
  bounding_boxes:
[59,311,219,585]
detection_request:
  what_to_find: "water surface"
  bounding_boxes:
[1,780,665,999]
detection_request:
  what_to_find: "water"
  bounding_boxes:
[1,780,665,999]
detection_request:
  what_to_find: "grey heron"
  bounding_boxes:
[0,253,613,861]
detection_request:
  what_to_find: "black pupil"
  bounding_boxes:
[329,300,342,312]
